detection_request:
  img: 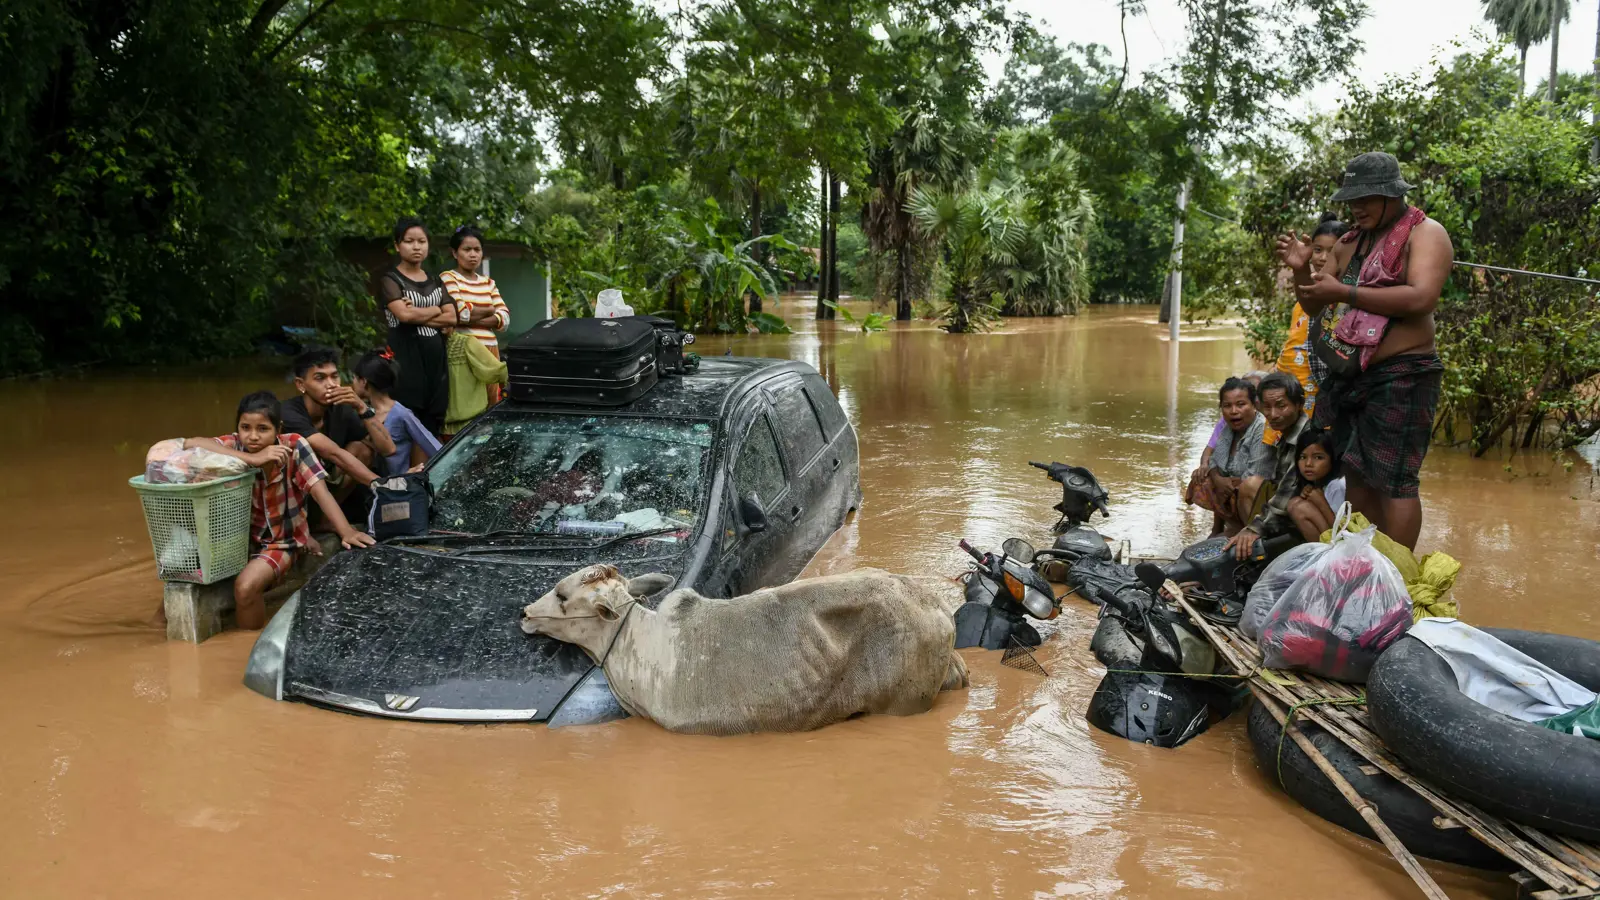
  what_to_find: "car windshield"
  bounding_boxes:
[425,413,716,539]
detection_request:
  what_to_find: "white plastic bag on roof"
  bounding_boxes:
[593,289,634,319]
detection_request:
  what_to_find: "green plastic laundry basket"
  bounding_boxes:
[129,472,257,585]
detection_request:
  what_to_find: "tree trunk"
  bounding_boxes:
[748,185,763,315]
[816,167,830,319]
[827,173,841,318]
[1158,271,1173,323]
[895,242,912,320]
[1518,43,1528,96]
[1549,15,1561,105]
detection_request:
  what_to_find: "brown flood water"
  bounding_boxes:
[4,303,1598,899]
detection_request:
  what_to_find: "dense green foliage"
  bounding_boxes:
[1,0,664,372]
[1238,46,1600,454]
[10,0,1600,464]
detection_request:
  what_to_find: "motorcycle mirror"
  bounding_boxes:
[1001,538,1036,562]
[1135,562,1166,594]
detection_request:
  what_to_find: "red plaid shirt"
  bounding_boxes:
[215,433,328,551]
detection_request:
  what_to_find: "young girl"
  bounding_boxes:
[443,329,508,437]
[1273,213,1347,416]
[382,217,456,437]
[352,351,442,475]
[184,392,376,629]
[439,224,511,404]
[1286,427,1343,542]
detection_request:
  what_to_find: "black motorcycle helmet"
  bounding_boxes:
[1086,671,1212,748]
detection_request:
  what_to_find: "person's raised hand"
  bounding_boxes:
[245,445,293,469]
[1295,271,1346,305]
[328,385,363,409]
[1275,231,1312,270]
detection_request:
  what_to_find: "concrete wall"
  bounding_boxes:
[486,256,551,337]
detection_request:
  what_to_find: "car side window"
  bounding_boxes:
[768,380,826,467]
[803,374,849,438]
[733,413,786,506]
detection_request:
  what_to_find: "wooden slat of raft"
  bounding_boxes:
[1171,595,1600,896]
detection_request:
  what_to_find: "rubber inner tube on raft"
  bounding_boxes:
[1368,628,1600,843]
[1245,700,1511,870]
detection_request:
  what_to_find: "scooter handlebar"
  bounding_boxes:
[958,540,986,563]
[1028,461,1050,471]
[1094,583,1138,618]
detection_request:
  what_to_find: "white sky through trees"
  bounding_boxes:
[1011,0,1600,117]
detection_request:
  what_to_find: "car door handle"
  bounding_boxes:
[789,505,804,522]
[830,458,840,471]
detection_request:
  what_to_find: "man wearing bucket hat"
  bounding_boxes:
[1273,151,1453,551]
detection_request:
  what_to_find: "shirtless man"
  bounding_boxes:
[1275,151,1452,551]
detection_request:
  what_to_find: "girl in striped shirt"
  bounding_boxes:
[440,225,511,404]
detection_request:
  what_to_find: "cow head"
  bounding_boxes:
[520,565,675,659]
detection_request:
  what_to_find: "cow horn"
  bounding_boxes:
[581,564,620,585]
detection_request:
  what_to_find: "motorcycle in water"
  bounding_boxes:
[1030,461,1115,569]
[953,538,1060,650]
[1029,459,1297,621]
[1025,461,1266,747]
[1085,566,1240,748]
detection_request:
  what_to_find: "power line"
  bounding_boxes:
[1451,261,1600,287]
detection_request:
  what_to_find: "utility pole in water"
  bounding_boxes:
[1169,177,1190,342]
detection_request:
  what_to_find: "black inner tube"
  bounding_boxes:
[1368,628,1600,843]
[1245,699,1512,870]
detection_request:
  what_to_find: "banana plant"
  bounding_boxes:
[822,300,891,333]
[657,198,798,332]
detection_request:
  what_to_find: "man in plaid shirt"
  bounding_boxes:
[184,392,375,628]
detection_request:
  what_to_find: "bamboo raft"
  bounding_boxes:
[1169,589,1600,900]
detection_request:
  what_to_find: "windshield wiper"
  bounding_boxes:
[387,529,571,545]
[450,527,683,556]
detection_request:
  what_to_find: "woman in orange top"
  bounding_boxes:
[440,225,511,403]
[1274,213,1346,415]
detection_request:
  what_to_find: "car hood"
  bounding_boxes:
[282,545,685,722]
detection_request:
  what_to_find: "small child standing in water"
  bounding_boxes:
[183,392,375,628]
[1287,428,1343,541]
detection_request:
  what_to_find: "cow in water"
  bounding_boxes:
[520,565,969,735]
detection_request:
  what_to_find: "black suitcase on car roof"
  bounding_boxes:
[504,317,659,406]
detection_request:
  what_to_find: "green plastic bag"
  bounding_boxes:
[1538,699,1600,739]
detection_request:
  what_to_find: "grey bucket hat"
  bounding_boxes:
[1331,151,1414,202]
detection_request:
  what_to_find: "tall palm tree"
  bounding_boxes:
[1543,0,1571,104]
[905,184,1025,333]
[1481,0,1556,95]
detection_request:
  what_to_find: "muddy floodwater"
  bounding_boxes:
[5,304,1599,899]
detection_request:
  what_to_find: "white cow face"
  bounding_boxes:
[520,565,674,656]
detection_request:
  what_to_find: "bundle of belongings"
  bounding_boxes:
[1240,507,1461,683]
[144,438,250,485]
[1410,618,1600,738]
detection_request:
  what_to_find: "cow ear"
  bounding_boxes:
[594,599,620,622]
[626,573,675,598]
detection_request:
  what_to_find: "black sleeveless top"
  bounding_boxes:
[1308,235,1377,383]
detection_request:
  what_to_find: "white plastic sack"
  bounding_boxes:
[1241,541,1329,641]
[1258,525,1413,682]
[157,524,200,578]
[593,288,634,319]
[147,447,249,484]
[1408,618,1596,722]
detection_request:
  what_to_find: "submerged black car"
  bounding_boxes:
[244,357,860,724]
